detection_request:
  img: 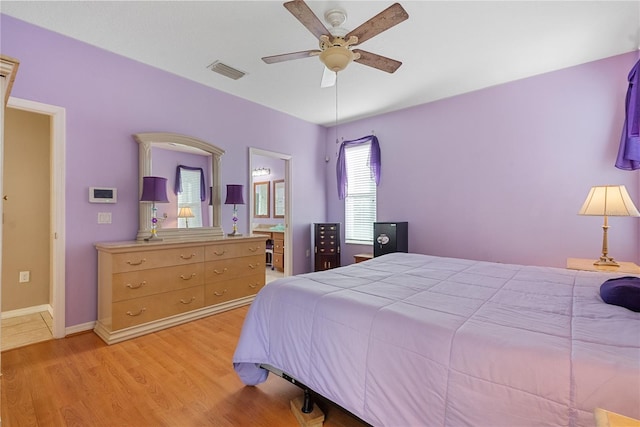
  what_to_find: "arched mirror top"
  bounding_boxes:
[134,132,225,241]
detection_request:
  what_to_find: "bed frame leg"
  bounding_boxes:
[290,390,325,427]
[301,389,313,413]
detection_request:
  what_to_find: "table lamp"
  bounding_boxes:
[177,206,195,228]
[140,176,169,241]
[225,184,244,237]
[578,185,639,266]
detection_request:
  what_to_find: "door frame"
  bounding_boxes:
[249,147,292,277]
[5,97,66,338]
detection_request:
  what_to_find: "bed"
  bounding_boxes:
[233,253,640,426]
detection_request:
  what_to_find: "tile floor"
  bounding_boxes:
[266,266,284,283]
[1,311,53,352]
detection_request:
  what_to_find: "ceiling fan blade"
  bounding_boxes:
[320,67,336,88]
[284,0,330,40]
[353,50,402,73]
[346,3,409,46]
[262,50,321,64]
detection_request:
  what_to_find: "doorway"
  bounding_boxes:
[1,98,65,349]
[249,148,292,278]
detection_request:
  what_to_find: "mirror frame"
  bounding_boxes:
[253,181,270,218]
[134,132,225,241]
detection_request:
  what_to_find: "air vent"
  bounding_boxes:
[207,61,247,80]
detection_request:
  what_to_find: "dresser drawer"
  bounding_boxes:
[112,286,204,330]
[204,255,264,282]
[112,263,204,302]
[205,240,266,261]
[204,274,265,306]
[112,246,204,273]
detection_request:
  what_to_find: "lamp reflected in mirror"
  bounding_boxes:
[178,206,195,228]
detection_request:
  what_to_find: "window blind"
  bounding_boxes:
[177,169,203,228]
[344,142,376,243]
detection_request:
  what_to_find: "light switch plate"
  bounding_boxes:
[98,212,112,224]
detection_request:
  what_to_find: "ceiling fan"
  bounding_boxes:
[262,1,409,88]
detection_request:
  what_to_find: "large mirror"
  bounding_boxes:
[253,181,270,218]
[134,132,225,241]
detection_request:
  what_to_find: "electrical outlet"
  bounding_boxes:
[306,249,310,257]
[19,271,30,283]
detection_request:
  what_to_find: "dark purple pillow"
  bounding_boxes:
[600,276,640,312]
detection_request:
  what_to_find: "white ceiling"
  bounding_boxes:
[2,1,639,126]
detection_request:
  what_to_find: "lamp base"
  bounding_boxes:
[227,232,243,237]
[144,233,163,242]
[594,256,619,267]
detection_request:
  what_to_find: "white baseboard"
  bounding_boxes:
[66,321,95,336]
[1,304,52,319]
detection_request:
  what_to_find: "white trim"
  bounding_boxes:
[249,148,293,277]
[66,321,95,336]
[6,97,66,339]
[1,304,51,319]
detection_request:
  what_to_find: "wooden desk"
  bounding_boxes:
[354,253,373,263]
[566,258,640,274]
[253,230,285,272]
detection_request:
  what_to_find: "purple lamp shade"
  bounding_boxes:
[225,184,245,205]
[140,176,169,203]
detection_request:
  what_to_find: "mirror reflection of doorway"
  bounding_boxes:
[249,148,292,283]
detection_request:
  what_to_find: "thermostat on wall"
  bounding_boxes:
[89,187,117,203]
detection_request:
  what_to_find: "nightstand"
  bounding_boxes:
[566,258,640,274]
[354,253,373,263]
[594,408,640,427]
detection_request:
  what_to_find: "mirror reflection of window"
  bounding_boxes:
[177,169,203,228]
[254,181,270,218]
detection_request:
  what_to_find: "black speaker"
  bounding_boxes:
[373,222,408,257]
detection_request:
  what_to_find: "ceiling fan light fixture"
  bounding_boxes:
[320,46,354,72]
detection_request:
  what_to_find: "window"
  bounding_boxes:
[344,142,377,244]
[177,168,203,228]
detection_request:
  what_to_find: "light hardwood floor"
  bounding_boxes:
[1,305,369,427]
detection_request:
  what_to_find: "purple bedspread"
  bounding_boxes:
[233,253,640,426]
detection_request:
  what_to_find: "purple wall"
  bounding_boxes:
[328,52,640,268]
[3,13,639,329]
[1,15,327,327]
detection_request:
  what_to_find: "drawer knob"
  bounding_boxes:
[126,281,146,289]
[213,289,227,297]
[249,263,262,269]
[248,246,258,252]
[180,273,197,280]
[180,297,196,304]
[213,268,228,275]
[214,249,226,256]
[249,283,258,289]
[126,258,146,266]
[180,253,196,260]
[126,308,146,317]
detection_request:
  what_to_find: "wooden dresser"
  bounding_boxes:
[95,236,266,344]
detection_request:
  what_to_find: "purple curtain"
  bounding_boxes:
[336,135,381,200]
[175,165,206,201]
[615,59,640,170]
